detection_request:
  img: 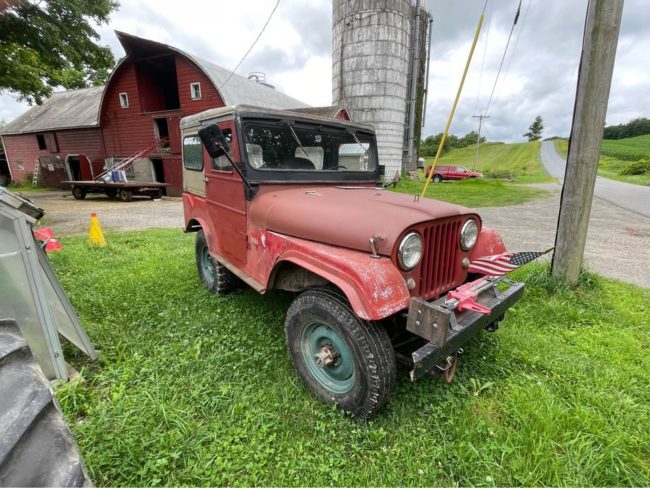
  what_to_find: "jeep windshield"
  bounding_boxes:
[242,120,380,183]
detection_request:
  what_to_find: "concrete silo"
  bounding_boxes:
[332,0,431,177]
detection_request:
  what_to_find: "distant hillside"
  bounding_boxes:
[555,135,650,186]
[600,134,650,161]
[426,141,553,183]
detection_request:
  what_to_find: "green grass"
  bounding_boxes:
[556,137,650,186]
[391,176,548,208]
[426,141,555,184]
[51,229,650,486]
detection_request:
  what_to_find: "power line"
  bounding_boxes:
[219,0,281,90]
[483,0,522,115]
[494,0,532,101]
[474,0,494,113]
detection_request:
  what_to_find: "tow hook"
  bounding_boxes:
[314,343,339,368]
[434,349,463,384]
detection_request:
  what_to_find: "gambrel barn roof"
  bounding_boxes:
[113,31,309,111]
[1,31,309,136]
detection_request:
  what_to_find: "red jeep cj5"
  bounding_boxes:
[181,106,524,418]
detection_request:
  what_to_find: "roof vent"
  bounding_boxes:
[248,72,275,90]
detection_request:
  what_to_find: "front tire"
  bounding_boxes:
[195,230,239,294]
[285,288,396,419]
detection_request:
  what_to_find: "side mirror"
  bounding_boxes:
[378,164,386,176]
[198,124,230,158]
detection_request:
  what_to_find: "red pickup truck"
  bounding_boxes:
[425,165,482,183]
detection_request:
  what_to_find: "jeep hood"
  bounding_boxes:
[249,186,478,256]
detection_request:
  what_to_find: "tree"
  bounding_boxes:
[523,115,544,141]
[0,0,118,105]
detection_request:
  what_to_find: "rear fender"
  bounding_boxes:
[272,235,410,321]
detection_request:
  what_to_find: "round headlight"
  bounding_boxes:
[460,219,479,251]
[398,232,423,270]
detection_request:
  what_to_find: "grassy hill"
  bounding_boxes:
[556,135,650,186]
[425,140,554,184]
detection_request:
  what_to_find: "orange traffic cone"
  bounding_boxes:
[88,212,106,247]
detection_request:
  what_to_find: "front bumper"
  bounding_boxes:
[405,278,525,381]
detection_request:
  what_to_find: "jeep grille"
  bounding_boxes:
[418,219,465,299]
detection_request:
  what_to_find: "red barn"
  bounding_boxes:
[0,32,348,196]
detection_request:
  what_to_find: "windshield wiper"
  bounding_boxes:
[285,122,312,160]
[348,129,368,156]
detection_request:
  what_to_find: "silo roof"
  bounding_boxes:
[0,86,103,135]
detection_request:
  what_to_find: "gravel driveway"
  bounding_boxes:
[25,191,184,235]
[22,183,650,288]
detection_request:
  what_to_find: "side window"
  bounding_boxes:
[338,143,368,170]
[183,135,203,171]
[211,129,233,171]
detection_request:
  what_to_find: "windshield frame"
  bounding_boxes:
[237,114,381,185]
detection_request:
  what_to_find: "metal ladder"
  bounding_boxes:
[31,159,40,186]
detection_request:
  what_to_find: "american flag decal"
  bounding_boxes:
[468,248,553,276]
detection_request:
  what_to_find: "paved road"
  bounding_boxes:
[540,140,650,218]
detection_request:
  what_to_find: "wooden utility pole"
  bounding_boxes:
[552,0,623,284]
[472,114,489,170]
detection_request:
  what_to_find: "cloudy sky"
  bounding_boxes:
[1,0,648,142]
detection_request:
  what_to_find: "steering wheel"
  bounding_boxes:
[331,164,347,170]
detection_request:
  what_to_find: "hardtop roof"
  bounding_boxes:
[180,105,375,132]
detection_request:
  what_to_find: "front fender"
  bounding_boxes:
[272,234,411,321]
[469,226,508,260]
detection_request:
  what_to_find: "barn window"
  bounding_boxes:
[183,136,203,171]
[190,83,201,100]
[119,92,129,108]
[36,134,47,150]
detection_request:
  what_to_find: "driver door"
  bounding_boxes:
[203,119,247,265]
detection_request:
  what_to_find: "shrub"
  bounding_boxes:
[620,159,650,175]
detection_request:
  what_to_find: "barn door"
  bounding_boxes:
[167,115,181,154]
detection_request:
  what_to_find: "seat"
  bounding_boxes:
[285,157,315,170]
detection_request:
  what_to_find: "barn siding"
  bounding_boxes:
[2,129,104,185]
[100,55,224,195]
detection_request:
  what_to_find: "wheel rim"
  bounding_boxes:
[200,246,214,283]
[300,321,355,394]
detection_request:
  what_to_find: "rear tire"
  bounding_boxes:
[71,186,86,200]
[118,189,133,202]
[285,288,396,419]
[433,174,442,183]
[195,230,239,294]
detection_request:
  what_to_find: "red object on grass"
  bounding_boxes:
[33,227,62,253]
